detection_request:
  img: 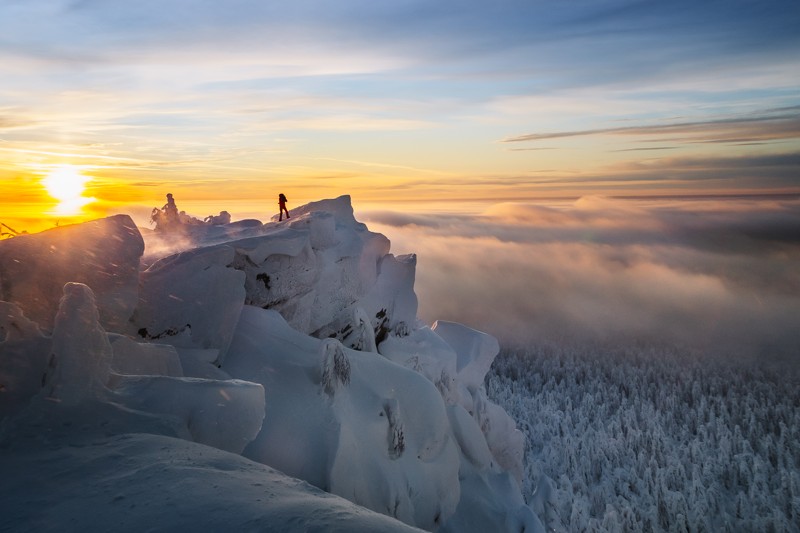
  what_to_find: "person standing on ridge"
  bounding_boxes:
[163,193,179,222]
[278,193,290,221]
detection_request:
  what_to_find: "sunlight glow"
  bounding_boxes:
[42,165,95,216]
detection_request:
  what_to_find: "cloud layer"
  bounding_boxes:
[362,196,800,363]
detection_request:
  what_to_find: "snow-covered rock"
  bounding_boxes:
[108,334,183,377]
[41,282,113,405]
[0,301,50,419]
[0,196,536,532]
[24,281,266,457]
[433,320,499,392]
[223,307,461,530]
[231,195,397,340]
[0,300,43,342]
[111,375,265,454]
[430,320,526,484]
[132,245,246,363]
[0,215,143,332]
[379,326,459,405]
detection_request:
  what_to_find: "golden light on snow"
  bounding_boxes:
[42,165,95,216]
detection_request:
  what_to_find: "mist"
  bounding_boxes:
[361,196,800,365]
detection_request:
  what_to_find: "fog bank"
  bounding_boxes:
[362,196,800,364]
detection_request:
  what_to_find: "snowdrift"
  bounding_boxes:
[0,195,540,532]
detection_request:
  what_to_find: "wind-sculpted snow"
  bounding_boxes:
[108,333,183,377]
[224,307,462,529]
[228,310,427,522]
[41,282,113,405]
[0,196,538,532]
[0,433,424,533]
[111,375,265,454]
[13,281,268,455]
[132,244,246,363]
[142,196,399,359]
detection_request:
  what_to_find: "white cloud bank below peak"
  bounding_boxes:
[362,195,800,364]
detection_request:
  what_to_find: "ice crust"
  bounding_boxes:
[0,195,539,532]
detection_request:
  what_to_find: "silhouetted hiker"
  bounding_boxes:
[278,193,290,221]
[162,193,179,223]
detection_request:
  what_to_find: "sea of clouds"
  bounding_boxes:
[362,196,800,366]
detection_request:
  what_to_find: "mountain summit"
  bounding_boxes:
[0,195,540,532]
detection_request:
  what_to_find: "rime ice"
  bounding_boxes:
[0,195,539,532]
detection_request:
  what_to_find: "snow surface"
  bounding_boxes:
[0,195,539,532]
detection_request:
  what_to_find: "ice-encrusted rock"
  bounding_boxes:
[379,326,459,405]
[350,253,419,341]
[445,405,543,533]
[381,322,532,527]
[173,347,230,380]
[0,301,50,419]
[472,390,527,484]
[111,375,265,454]
[1,197,537,533]
[232,196,394,338]
[288,210,337,249]
[433,320,499,391]
[20,280,264,455]
[41,283,112,405]
[320,338,351,396]
[0,215,144,331]
[132,245,246,364]
[0,300,43,342]
[223,307,461,531]
[108,334,183,377]
[349,307,378,352]
[133,197,397,364]
[433,320,526,486]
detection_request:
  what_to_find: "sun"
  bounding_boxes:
[42,165,95,216]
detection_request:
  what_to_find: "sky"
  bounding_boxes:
[1,0,799,232]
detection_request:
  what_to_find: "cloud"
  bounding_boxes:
[4,0,799,91]
[367,196,800,363]
[517,152,800,192]
[360,211,444,229]
[500,112,800,145]
[0,114,36,130]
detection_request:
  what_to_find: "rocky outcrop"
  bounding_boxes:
[0,196,539,533]
[0,215,143,332]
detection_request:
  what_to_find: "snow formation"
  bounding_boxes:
[0,195,539,532]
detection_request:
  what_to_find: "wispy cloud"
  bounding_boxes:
[612,147,679,152]
[0,114,36,130]
[501,113,800,145]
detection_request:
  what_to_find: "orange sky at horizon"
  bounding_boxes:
[3,127,799,236]
[2,127,799,236]
[4,156,799,236]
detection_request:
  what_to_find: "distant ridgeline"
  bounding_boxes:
[0,196,541,532]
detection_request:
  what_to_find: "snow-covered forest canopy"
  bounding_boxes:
[489,343,800,532]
